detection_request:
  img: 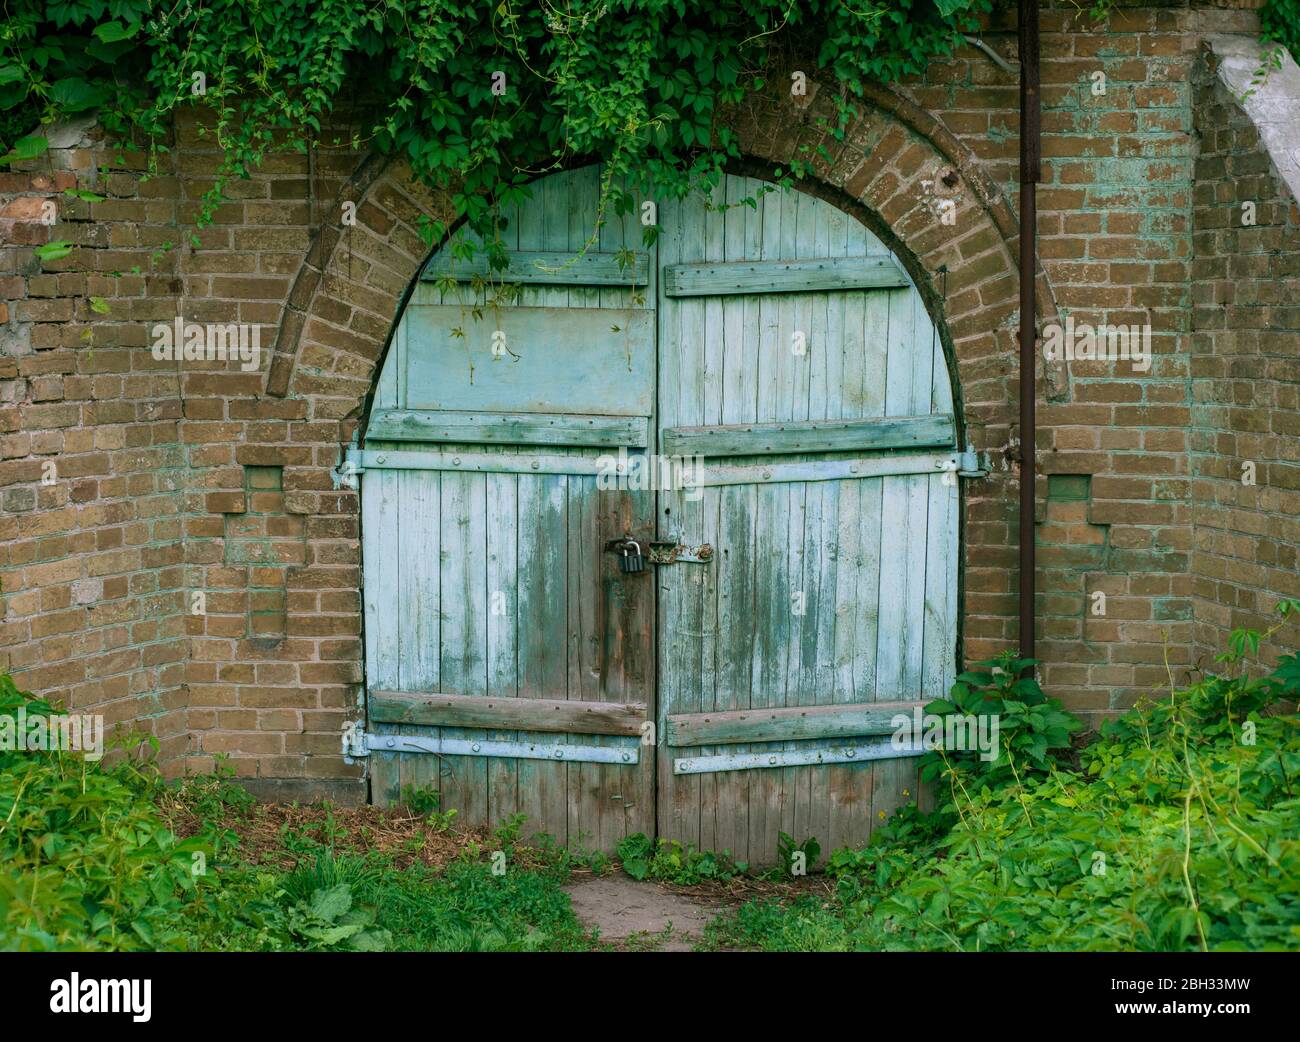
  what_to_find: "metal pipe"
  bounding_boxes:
[1018,0,1040,667]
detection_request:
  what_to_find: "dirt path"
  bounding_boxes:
[564,876,723,951]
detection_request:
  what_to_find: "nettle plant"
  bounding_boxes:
[919,651,1081,791]
[5,0,1010,254]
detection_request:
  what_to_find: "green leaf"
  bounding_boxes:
[349,927,392,952]
[35,241,74,262]
[50,78,109,113]
[1,135,48,166]
[92,21,140,43]
[307,883,353,922]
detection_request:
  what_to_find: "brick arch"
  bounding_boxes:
[268,80,1059,467]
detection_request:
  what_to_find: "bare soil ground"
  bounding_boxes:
[564,876,722,951]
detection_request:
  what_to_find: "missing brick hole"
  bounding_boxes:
[244,464,283,493]
[1047,473,1091,502]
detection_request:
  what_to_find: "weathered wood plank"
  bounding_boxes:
[352,447,608,477]
[396,467,443,813]
[361,466,403,806]
[661,413,955,457]
[654,189,702,849]
[485,467,522,829]
[873,290,933,826]
[402,305,654,417]
[665,700,928,746]
[423,249,649,287]
[663,255,908,297]
[370,689,648,735]
[698,451,956,486]
[435,469,490,823]
[752,182,797,861]
[513,173,574,844]
[367,408,649,448]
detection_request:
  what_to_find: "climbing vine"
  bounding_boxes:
[1,0,1005,250]
[1,1,1296,251]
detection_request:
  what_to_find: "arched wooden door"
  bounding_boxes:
[352,166,959,862]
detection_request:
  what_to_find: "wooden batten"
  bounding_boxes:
[661,414,955,457]
[423,250,649,287]
[367,408,649,449]
[663,255,909,297]
[369,690,648,737]
[665,701,929,747]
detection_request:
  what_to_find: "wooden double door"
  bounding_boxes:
[355,166,959,864]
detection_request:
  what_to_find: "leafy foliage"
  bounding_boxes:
[777,831,821,874]
[0,674,596,951]
[0,676,213,950]
[918,651,1081,788]
[707,607,1300,951]
[617,831,747,883]
[0,0,1002,249]
[1261,0,1300,64]
[2,0,1295,253]
[279,880,392,951]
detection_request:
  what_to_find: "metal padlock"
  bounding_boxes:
[619,539,646,574]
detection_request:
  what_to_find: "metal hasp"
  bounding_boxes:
[648,540,714,565]
[1018,0,1041,669]
[674,736,925,775]
[344,725,640,766]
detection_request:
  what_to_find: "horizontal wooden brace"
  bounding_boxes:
[349,447,608,478]
[698,451,958,487]
[368,409,650,449]
[673,736,923,775]
[661,414,955,457]
[369,689,648,737]
[423,250,649,287]
[663,256,909,297]
[665,700,928,747]
[349,448,958,484]
[363,731,640,766]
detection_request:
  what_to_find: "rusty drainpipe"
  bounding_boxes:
[1018,0,1040,668]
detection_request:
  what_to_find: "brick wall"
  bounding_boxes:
[0,2,1295,800]
[1190,36,1300,670]
[0,118,190,758]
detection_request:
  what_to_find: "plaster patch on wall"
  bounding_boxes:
[1208,35,1300,204]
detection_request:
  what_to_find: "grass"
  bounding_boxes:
[4,609,1299,952]
[156,777,605,952]
[703,629,1300,952]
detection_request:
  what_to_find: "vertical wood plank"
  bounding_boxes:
[362,465,402,805]
[437,470,490,824]
[396,467,442,810]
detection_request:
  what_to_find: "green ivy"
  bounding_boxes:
[4,2,1297,249]
[1,0,1004,248]
[1261,0,1300,62]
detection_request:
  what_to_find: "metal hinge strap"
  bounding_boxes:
[956,448,988,479]
[345,726,639,766]
[672,735,923,775]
